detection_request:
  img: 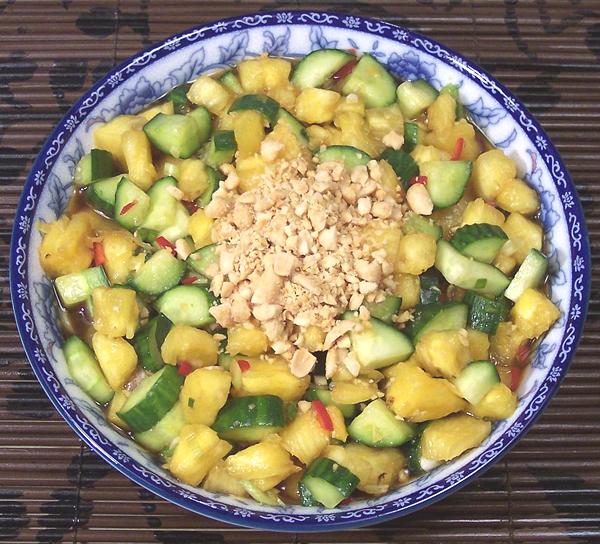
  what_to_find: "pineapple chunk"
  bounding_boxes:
[306,124,338,150]
[262,119,309,162]
[494,249,517,276]
[511,288,560,339]
[502,213,542,263]
[230,357,309,402]
[496,178,539,215]
[107,390,130,430]
[469,382,517,420]
[471,149,517,200]
[336,94,366,117]
[161,324,219,367]
[385,363,466,422]
[425,119,480,160]
[168,424,231,486]
[203,461,248,498]
[233,110,266,159]
[280,409,330,464]
[415,330,472,379]
[362,221,403,263]
[267,83,298,111]
[39,214,94,278]
[365,103,404,140]
[187,76,232,115]
[238,56,292,93]
[427,93,456,134]
[138,101,174,122]
[332,111,380,156]
[295,88,341,124]
[490,322,528,366]
[180,367,231,426]
[421,414,491,461]
[395,232,437,275]
[393,272,420,309]
[326,405,348,442]
[410,144,450,167]
[225,440,299,488]
[331,379,379,404]
[178,159,210,200]
[303,325,325,352]
[237,155,266,192]
[91,332,137,389]
[188,209,213,249]
[467,329,490,360]
[122,129,157,191]
[92,287,139,339]
[378,159,400,194]
[462,198,506,227]
[325,443,406,495]
[226,326,269,356]
[101,230,140,284]
[93,114,144,166]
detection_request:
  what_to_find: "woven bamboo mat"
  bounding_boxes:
[1,1,599,542]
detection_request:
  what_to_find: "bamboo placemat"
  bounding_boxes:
[1,1,599,542]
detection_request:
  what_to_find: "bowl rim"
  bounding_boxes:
[9,10,591,532]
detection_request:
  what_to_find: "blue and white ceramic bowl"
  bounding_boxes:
[10,11,590,531]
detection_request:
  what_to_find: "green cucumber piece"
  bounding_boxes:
[118,366,183,433]
[464,291,509,335]
[167,84,191,114]
[450,223,508,264]
[197,166,223,207]
[55,266,109,307]
[157,203,190,243]
[435,240,510,297]
[135,401,186,452]
[291,48,354,89]
[419,272,442,305]
[316,145,371,170]
[219,71,244,94]
[454,360,500,404]
[440,83,464,119]
[133,314,173,372]
[154,285,215,327]
[276,108,308,144]
[340,53,396,108]
[421,160,472,208]
[229,94,280,125]
[396,79,439,119]
[365,295,401,324]
[380,148,419,188]
[187,243,217,279]
[306,387,356,419]
[504,249,548,302]
[348,399,415,447]
[402,212,442,240]
[74,149,114,186]
[187,106,212,145]
[114,177,150,230]
[239,480,284,506]
[402,122,422,153]
[141,177,178,232]
[130,249,186,296]
[63,336,114,404]
[143,113,204,159]
[136,227,159,243]
[407,302,468,342]
[85,175,124,216]
[205,130,236,167]
[301,458,359,508]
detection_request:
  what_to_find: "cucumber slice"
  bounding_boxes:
[340,53,397,107]
[118,366,183,433]
[407,302,468,342]
[157,203,190,243]
[316,145,371,170]
[402,211,442,240]
[167,84,191,114]
[219,71,244,94]
[435,240,510,297]
[348,399,415,447]
[133,314,173,372]
[135,401,186,452]
[239,480,284,507]
[154,285,215,327]
[419,272,442,305]
[380,148,418,188]
[402,122,423,153]
[300,458,359,508]
[137,228,159,243]
[63,336,114,404]
[74,149,114,186]
[212,395,285,442]
[463,291,509,335]
[450,223,508,264]
[85,175,124,216]
[187,106,212,145]
[197,166,223,207]
[143,113,204,159]
[114,177,150,230]
[205,130,237,167]
[217,351,234,371]
[406,425,441,475]
[421,160,472,208]
[347,317,414,369]
[306,387,356,418]
[396,79,439,119]
[504,249,548,302]
[291,48,354,89]
[130,249,186,296]
[187,244,217,278]
[229,94,280,125]
[365,295,401,324]
[141,177,178,231]
[276,108,308,145]
[55,266,109,307]
[454,360,500,404]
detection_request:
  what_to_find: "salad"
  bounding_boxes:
[39,49,560,508]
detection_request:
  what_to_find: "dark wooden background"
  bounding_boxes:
[1,1,599,543]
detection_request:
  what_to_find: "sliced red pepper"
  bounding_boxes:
[510,365,522,391]
[237,359,250,372]
[178,361,193,377]
[119,200,137,215]
[181,276,199,285]
[155,236,176,254]
[93,242,105,266]
[312,400,334,432]
[487,200,497,208]
[182,200,199,215]
[331,59,358,82]
[515,342,532,367]
[409,175,428,186]
[451,137,465,160]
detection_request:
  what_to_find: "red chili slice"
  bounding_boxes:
[181,276,199,285]
[510,365,522,391]
[178,361,193,376]
[237,359,250,372]
[312,400,334,432]
[409,175,428,186]
[93,242,105,266]
[451,137,465,160]
[515,342,532,367]
[331,59,358,81]
[119,200,137,215]
[182,200,199,214]
[155,236,176,254]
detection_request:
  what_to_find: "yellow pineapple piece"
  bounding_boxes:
[93,114,144,166]
[471,149,517,200]
[280,409,330,464]
[511,288,560,339]
[159,156,182,178]
[238,56,292,93]
[365,103,404,140]
[361,221,403,263]
[267,83,298,111]
[91,332,137,389]
[494,248,517,276]
[336,94,366,117]
[385,363,466,422]
[410,144,450,167]
[393,272,420,309]
[427,93,456,134]
[107,390,129,430]
[490,321,528,366]
[496,178,539,215]
[233,110,266,159]
[330,379,379,404]
[262,119,309,162]
[138,101,174,122]
[425,119,480,160]
[432,196,470,237]
[168,424,231,486]
[306,124,338,150]
[469,383,517,420]
[188,209,213,249]
[502,213,542,263]
[180,367,231,426]
[332,111,379,156]
[101,230,139,284]
[303,325,325,352]
[187,76,232,115]
[421,414,491,461]
[161,324,219,367]
[467,329,490,360]
[178,159,210,200]
[203,461,248,498]
[327,405,348,442]
[121,129,157,191]
[377,159,400,193]
[226,326,269,356]
[92,286,139,339]
[462,198,506,227]
[395,232,437,275]
[415,330,472,379]
[236,155,266,192]
[295,88,341,124]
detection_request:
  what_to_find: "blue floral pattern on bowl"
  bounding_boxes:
[9,11,590,532]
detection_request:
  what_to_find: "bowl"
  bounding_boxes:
[9,10,591,531]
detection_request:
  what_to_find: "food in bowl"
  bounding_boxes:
[39,49,560,509]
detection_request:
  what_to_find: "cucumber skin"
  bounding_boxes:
[301,458,360,507]
[465,292,509,335]
[228,94,280,125]
[380,149,418,188]
[407,302,468,342]
[135,402,186,452]
[291,48,353,89]
[450,223,508,264]
[133,314,173,372]
[316,145,371,170]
